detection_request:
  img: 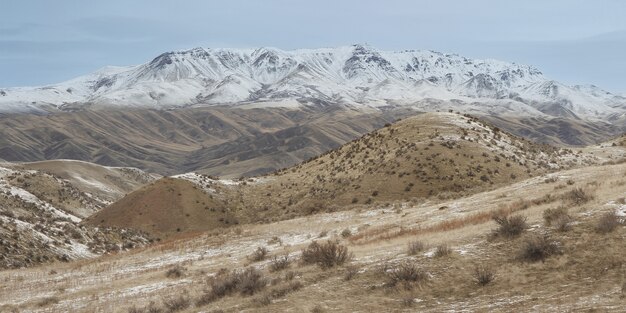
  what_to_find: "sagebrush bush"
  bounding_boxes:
[563,187,594,205]
[343,265,359,281]
[492,214,527,238]
[162,294,190,312]
[269,254,291,272]
[407,240,425,255]
[434,244,452,258]
[197,267,268,305]
[472,265,496,286]
[385,262,427,289]
[249,246,269,262]
[543,207,572,231]
[36,296,59,307]
[301,241,352,268]
[596,211,621,234]
[237,267,268,296]
[519,235,561,262]
[165,265,186,278]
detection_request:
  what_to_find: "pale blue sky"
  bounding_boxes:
[1,0,625,93]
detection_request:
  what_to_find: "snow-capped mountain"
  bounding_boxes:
[1,44,624,119]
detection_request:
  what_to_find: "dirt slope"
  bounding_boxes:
[84,178,235,240]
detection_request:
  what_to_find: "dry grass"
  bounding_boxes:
[349,198,541,244]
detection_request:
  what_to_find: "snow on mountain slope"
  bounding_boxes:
[0,44,623,119]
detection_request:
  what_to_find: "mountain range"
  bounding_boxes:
[1,44,625,122]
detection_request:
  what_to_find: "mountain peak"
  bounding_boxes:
[0,45,622,119]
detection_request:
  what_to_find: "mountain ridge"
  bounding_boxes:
[1,44,624,121]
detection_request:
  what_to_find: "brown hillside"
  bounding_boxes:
[84,178,236,240]
[91,112,598,237]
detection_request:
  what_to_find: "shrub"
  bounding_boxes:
[472,265,496,286]
[543,207,572,231]
[563,187,594,205]
[36,296,59,307]
[311,305,325,313]
[301,241,352,268]
[269,255,291,272]
[343,265,359,281]
[284,271,297,281]
[492,214,527,238]
[596,211,621,234]
[130,302,161,313]
[249,246,269,262]
[255,294,272,306]
[407,240,425,255]
[162,295,190,312]
[268,281,303,299]
[165,265,186,278]
[433,244,452,258]
[543,207,568,226]
[519,235,561,262]
[385,262,427,289]
[238,267,268,296]
[197,267,267,305]
[341,228,352,238]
